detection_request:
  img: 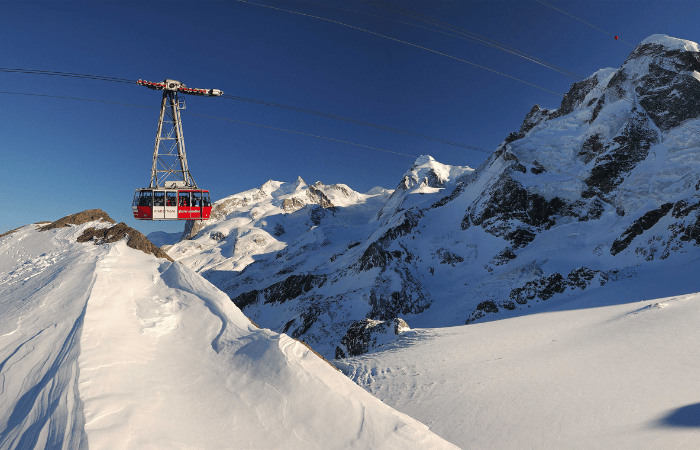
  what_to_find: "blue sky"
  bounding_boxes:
[1,0,698,236]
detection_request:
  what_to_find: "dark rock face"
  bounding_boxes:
[510,273,566,304]
[503,105,553,145]
[566,267,603,290]
[464,175,574,251]
[584,107,659,196]
[291,305,323,339]
[339,319,380,357]
[530,161,546,174]
[470,177,571,231]
[357,209,422,272]
[232,289,260,310]
[491,247,517,266]
[465,300,500,324]
[436,248,464,266]
[508,267,615,307]
[550,75,599,119]
[379,209,422,243]
[231,274,327,309]
[357,242,398,272]
[632,44,700,131]
[611,203,674,255]
[506,229,537,249]
[307,184,335,208]
[519,105,551,135]
[368,273,430,320]
[337,317,409,358]
[309,206,327,226]
[578,134,606,164]
[671,199,700,246]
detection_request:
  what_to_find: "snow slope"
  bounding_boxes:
[338,262,700,450]
[0,219,456,449]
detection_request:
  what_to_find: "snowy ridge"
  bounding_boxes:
[0,219,456,449]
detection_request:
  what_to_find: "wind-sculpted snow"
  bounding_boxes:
[0,217,455,449]
[0,222,103,450]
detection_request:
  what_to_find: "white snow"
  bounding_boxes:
[639,34,700,52]
[339,262,700,449]
[0,222,456,449]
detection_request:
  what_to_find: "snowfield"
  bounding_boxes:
[338,261,700,449]
[0,221,457,450]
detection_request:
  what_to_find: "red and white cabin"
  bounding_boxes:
[132,188,212,221]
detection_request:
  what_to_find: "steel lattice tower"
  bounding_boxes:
[137,78,223,189]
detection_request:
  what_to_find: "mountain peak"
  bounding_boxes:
[638,34,699,52]
[412,155,436,166]
[293,176,307,190]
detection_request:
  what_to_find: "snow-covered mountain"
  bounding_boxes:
[167,34,700,361]
[0,211,457,449]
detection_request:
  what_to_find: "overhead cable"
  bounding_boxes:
[0,90,418,159]
[1,66,487,153]
[299,0,580,80]
[0,67,134,84]
[222,94,491,153]
[532,0,635,47]
[361,0,583,80]
[232,0,566,98]
[0,91,157,109]
[182,111,419,158]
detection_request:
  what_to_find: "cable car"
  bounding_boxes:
[132,78,222,221]
[132,188,212,220]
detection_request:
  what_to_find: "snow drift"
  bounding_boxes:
[0,213,456,449]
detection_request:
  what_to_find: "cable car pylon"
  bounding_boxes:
[132,78,223,221]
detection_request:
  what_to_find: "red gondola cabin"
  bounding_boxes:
[132,188,212,220]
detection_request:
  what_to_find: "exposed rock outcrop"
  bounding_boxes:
[337,317,410,358]
[39,209,172,261]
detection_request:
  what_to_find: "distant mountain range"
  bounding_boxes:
[163,34,700,360]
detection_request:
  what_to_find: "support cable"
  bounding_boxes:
[360,0,583,80]
[0,67,134,84]
[181,111,419,158]
[221,94,490,153]
[1,67,489,153]
[232,0,566,98]
[532,0,635,47]
[0,90,418,158]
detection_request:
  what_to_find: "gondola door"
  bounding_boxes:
[178,191,191,219]
[153,191,166,219]
[165,191,177,219]
[191,191,203,220]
